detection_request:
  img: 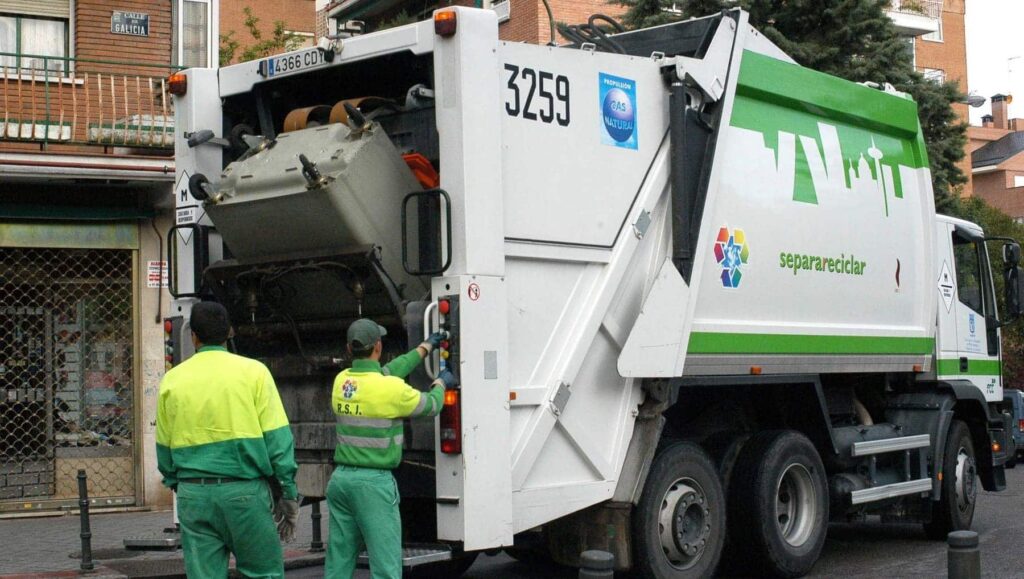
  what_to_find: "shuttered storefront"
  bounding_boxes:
[0,222,139,511]
[0,1,70,19]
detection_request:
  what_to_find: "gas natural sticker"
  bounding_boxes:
[937,261,955,312]
[599,73,638,150]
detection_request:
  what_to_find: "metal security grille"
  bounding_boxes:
[0,247,135,511]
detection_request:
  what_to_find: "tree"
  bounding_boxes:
[612,0,968,200]
[219,7,303,66]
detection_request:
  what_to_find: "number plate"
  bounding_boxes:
[258,48,327,79]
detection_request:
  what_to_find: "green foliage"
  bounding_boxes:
[375,11,419,32]
[612,0,967,200]
[219,7,303,66]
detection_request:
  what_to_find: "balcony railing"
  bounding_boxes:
[0,52,182,150]
[889,0,942,19]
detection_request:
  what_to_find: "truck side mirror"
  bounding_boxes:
[1005,242,1021,266]
[1005,265,1024,320]
[402,188,452,276]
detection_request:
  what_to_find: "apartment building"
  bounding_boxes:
[222,0,318,64]
[968,95,1024,219]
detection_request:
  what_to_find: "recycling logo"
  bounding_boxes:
[714,226,749,288]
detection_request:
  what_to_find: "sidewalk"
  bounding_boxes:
[0,506,325,577]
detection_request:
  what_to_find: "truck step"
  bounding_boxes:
[851,434,930,457]
[357,543,452,569]
[850,478,932,505]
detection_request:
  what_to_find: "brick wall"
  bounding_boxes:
[915,0,967,122]
[498,0,627,44]
[221,0,317,61]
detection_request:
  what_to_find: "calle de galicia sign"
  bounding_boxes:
[111,11,149,37]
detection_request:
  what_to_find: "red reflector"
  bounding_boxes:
[434,10,457,37]
[440,389,461,454]
[1019,418,1024,432]
[439,299,450,315]
[403,153,441,189]
[167,72,187,96]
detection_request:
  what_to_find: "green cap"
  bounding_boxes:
[347,318,387,349]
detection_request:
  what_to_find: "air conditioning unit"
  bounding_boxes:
[491,0,510,23]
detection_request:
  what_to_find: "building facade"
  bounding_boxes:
[968,95,1024,219]
[221,0,317,65]
[0,0,222,515]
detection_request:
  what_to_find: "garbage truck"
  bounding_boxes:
[165,7,1024,578]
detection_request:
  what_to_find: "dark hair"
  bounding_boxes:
[350,343,375,359]
[190,302,231,345]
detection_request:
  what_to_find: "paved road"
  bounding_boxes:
[294,465,1024,578]
[3,466,1023,577]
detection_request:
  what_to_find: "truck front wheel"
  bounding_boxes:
[632,441,726,578]
[728,430,828,578]
[924,419,977,539]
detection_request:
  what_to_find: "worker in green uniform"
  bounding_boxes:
[325,318,454,578]
[156,302,298,579]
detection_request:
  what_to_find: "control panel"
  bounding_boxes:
[436,295,460,382]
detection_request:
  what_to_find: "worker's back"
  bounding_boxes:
[157,346,292,482]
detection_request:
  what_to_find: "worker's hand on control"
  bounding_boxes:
[437,368,459,389]
[420,332,446,353]
[274,498,299,542]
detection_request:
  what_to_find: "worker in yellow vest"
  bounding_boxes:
[156,302,298,578]
[325,318,454,578]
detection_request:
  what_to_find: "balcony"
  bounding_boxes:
[887,0,941,37]
[0,52,180,153]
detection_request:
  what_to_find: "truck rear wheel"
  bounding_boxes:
[924,420,977,539]
[632,441,725,578]
[728,430,828,578]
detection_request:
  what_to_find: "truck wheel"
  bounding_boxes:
[728,430,828,578]
[924,420,977,540]
[632,441,725,578]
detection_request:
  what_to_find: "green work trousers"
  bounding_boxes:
[176,479,284,579]
[325,465,402,579]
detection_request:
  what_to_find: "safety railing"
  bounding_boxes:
[0,52,183,150]
[888,0,942,19]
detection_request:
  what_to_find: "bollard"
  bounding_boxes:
[579,550,614,579]
[77,469,94,573]
[948,530,981,579]
[309,500,324,552]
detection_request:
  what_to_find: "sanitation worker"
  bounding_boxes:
[156,301,298,578]
[325,318,454,578]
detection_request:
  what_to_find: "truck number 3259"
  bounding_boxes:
[504,64,570,126]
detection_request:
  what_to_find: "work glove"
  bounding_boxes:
[419,331,447,353]
[437,368,459,389]
[273,498,300,543]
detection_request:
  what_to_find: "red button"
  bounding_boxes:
[439,300,450,315]
[441,341,449,350]
[164,320,173,334]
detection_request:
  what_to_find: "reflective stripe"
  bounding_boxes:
[337,434,392,449]
[424,396,436,416]
[336,433,406,448]
[412,393,428,415]
[336,416,399,428]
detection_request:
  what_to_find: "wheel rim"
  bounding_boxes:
[775,463,817,547]
[954,446,977,514]
[658,477,711,570]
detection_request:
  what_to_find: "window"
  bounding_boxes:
[903,37,916,68]
[923,15,943,42]
[953,232,984,314]
[922,68,946,83]
[0,14,68,74]
[1015,175,1024,188]
[182,1,209,67]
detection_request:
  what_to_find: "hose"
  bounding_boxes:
[557,13,627,54]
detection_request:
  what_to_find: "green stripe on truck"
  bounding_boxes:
[687,332,935,355]
[935,358,1002,376]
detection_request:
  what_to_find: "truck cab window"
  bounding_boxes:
[953,232,984,314]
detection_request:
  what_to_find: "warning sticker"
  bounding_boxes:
[176,206,198,225]
[937,261,955,312]
[467,282,481,302]
[146,260,168,288]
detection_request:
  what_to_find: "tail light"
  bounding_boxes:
[1018,418,1024,432]
[440,389,462,454]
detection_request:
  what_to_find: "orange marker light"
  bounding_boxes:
[993,442,1002,453]
[509,391,517,401]
[444,389,459,406]
[750,366,762,375]
[434,10,457,37]
[912,364,923,373]
[167,72,188,96]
